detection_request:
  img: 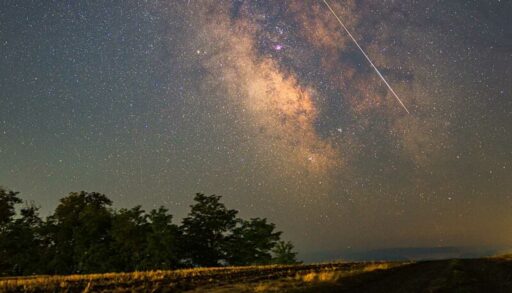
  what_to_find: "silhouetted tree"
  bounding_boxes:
[46,191,114,274]
[111,206,149,271]
[181,193,238,266]
[0,188,44,276]
[143,206,181,269]
[3,204,45,275]
[226,218,281,265]
[0,187,299,275]
[0,187,21,229]
[272,241,299,264]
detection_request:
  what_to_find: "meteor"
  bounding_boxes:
[322,0,411,114]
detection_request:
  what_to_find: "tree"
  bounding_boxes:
[110,206,149,271]
[0,187,21,229]
[1,203,45,275]
[0,188,45,276]
[143,206,181,270]
[226,218,281,265]
[272,240,299,264]
[0,188,299,275]
[46,191,114,274]
[180,193,238,266]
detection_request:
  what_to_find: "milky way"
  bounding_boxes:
[1,1,512,260]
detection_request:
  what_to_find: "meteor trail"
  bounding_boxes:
[322,0,411,114]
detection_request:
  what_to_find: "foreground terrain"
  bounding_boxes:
[2,257,512,292]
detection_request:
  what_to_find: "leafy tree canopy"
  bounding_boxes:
[0,188,299,276]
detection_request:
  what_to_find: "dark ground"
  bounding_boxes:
[3,258,512,292]
[299,258,512,293]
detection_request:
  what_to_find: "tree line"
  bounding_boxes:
[0,187,298,276]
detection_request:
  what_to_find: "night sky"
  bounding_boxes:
[1,0,512,261]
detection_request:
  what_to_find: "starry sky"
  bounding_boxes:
[1,0,512,261]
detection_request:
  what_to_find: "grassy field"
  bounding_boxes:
[2,256,512,292]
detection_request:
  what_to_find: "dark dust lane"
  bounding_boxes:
[302,258,512,293]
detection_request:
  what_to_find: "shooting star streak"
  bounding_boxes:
[322,0,411,114]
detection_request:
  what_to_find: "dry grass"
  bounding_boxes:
[0,262,404,292]
[299,262,396,284]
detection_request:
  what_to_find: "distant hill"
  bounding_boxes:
[301,246,508,263]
